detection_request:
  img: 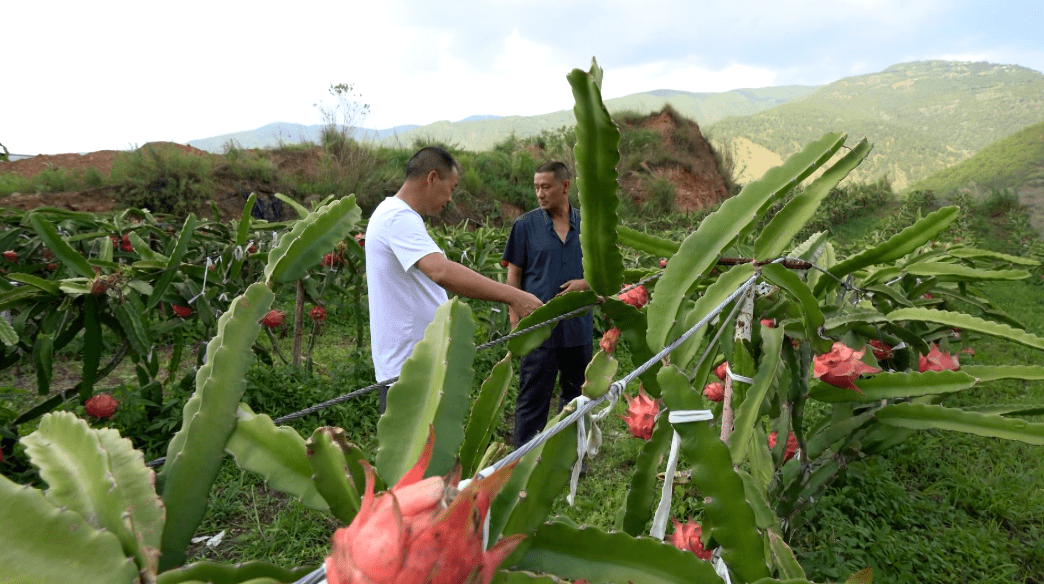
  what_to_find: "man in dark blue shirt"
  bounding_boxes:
[502,161,593,448]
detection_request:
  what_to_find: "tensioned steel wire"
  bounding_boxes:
[477,271,760,477]
[144,256,837,469]
[269,272,664,424]
[285,270,763,584]
[142,272,663,468]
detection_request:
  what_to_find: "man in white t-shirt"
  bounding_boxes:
[366,146,543,409]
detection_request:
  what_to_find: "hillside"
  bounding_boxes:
[188,86,815,154]
[708,61,1044,189]
[911,120,1044,228]
[1,108,731,225]
[188,122,422,153]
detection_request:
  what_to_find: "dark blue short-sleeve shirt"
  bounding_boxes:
[502,206,593,348]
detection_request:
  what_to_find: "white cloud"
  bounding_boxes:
[3,0,1040,154]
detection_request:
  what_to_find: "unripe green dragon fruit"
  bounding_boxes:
[325,431,524,584]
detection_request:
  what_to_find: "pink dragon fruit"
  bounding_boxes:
[768,431,799,462]
[919,343,960,372]
[619,387,658,440]
[812,342,881,394]
[325,431,524,584]
[668,517,712,560]
[599,327,620,354]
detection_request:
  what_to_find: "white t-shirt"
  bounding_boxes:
[366,196,448,381]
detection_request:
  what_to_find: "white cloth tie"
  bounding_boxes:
[650,410,714,540]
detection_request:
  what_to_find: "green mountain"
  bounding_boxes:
[708,61,1044,189]
[379,86,815,151]
[912,119,1044,227]
[188,87,816,154]
[913,119,1044,194]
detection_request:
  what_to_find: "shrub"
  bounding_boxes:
[642,175,678,216]
[0,172,31,196]
[110,143,216,215]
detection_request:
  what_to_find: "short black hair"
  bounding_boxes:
[405,146,461,181]
[534,160,570,183]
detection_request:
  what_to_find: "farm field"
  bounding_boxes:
[3,69,1044,583]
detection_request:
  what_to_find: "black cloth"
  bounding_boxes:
[514,344,592,448]
[502,206,593,348]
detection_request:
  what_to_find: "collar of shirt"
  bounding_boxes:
[539,205,581,233]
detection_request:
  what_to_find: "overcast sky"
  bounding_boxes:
[4,0,1042,155]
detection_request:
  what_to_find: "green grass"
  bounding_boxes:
[792,280,1044,583]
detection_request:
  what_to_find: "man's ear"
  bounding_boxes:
[562,179,570,191]
[426,169,440,186]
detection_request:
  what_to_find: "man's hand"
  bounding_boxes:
[509,290,543,328]
[556,278,590,296]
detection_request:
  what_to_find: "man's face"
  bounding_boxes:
[427,168,459,215]
[534,172,568,211]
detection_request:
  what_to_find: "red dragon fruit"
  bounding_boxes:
[171,304,193,318]
[812,342,881,394]
[768,431,799,462]
[85,394,119,419]
[322,252,342,267]
[919,343,960,372]
[868,339,892,361]
[261,310,286,328]
[310,305,327,322]
[599,327,620,354]
[702,382,724,402]
[668,517,712,560]
[618,285,648,309]
[713,362,728,381]
[325,431,525,584]
[619,387,658,440]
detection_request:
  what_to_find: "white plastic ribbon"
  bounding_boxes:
[189,257,215,304]
[650,409,714,540]
[650,425,681,540]
[565,387,622,505]
[712,548,733,584]
[725,362,754,385]
[567,397,593,506]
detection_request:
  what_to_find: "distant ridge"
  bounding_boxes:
[188,122,420,153]
[709,61,1044,189]
[376,85,817,152]
[188,85,817,153]
[912,120,1044,229]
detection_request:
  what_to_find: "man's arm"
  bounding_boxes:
[418,253,542,323]
[505,262,523,327]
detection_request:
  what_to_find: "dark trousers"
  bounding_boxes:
[513,344,592,449]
